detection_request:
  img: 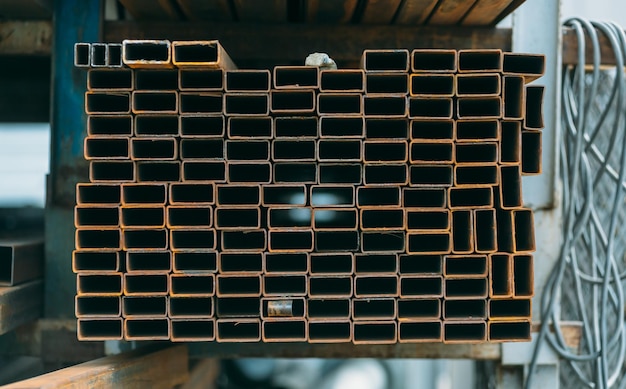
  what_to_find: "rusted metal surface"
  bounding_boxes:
[0,281,43,336]
[0,239,44,286]
[2,345,188,389]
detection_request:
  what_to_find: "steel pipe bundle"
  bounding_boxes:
[74,40,544,343]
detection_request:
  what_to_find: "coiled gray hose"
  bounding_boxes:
[525,18,626,389]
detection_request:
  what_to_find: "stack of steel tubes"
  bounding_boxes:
[73,40,544,343]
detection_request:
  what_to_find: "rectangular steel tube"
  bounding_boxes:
[273,162,316,184]
[169,297,214,318]
[135,114,179,136]
[407,232,451,254]
[490,254,513,297]
[271,90,316,114]
[355,254,397,274]
[124,318,170,340]
[221,230,266,252]
[308,321,351,343]
[503,53,545,82]
[126,251,171,273]
[131,137,177,160]
[307,299,350,320]
[405,209,450,232]
[456,120,499,142]
[366,118,408,139]
[76,273,122,296]
[409,165,453,187]
[171,319,215,341]
[0,280,42,335]
[180,115,224,137]
[410,74,455,97]
[411,49,457,73]
[443,321,487,343]
[0,239,44,286]
[123,39,172,68]
[454,165,499,186]
[365,73,409,94]
[264,253,308,274]
[217,184,260,206]
[357,187,400,207]
[363,164,407,185]
[77,319,123,341]
[179,69,223,91]
[274,66,319,89]
[124,273,169,295]
[172,40,236,69]
[457,97,502,119]
[320,70,364,92]
[318,93,362,115]
[88,115,133,137]
[361,231,406,253]
[275,117,318,138]
[410,141,453,164]
[74,42,91,67]
[228,117,273,138]
[179,93,223,114]
[319,116,364,138]
[353,321,397,344]
[79,138,127,164]
[74,206,119,228]
[399,276,443,298]
[132,91,178,114]
[170,229,216,250]
[73,251,120,273]
[399,254,442,274]
[399,321,442,343]
[397,299,440,320]
[107,43,123,67]
[410,119,454,141]
[122,183,167,205]
[268,230,314,252]
[361,49,409,72]
[268,207,312,229]
[180,138,224,159]
[521,130,542,174]
[218,252,263,274]
[227,162,271,183]
[76,295,121,318]
[261,184,308,206]
[215,297,260,318]
[262,298,306,318]
[489,299,531,319]
[489,320,531,342]
[76,184,121,205]
[217,319,261,342]
[123,296,168,317]
[403,188,446,208]
[76,229,121,250]
[354,276,398,297]
[121,207,165,228]
[88,69,133,91]
[353,299,396,321]
[513,209,536,252]
[264,275,307,296]
[451,210,473,253]
[274,139,317,161]
[225,70,271,92]
[363,96,407,117]
[173,250,217,273]
[309,276,352,298]
[216,275,261,297]
[444,299,487,320]
[183,161,226,182]
[224,93,269,116]
[513,254,534,297]
[90,43,107,67]
[262,320,307,342]
[85,92,131,114]
[135,69,178,90]
[360,209,404,230]
[449,187,494,209]
[445,278,488,299]
[170,183,214,204]
[501,121,522,164]
[409,98,453,119]
[456,73,501,96]
[457,49,503,73]
[310,253,353,275]
[503,75,525,119]
[445,255,488,278]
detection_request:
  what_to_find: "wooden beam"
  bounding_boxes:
[3,345,189,389]
[562,26,617,66]
[104,22,512,67]
[0,280,42,336]
[0,21,51,55]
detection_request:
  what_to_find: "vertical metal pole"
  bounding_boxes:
[46,0,101,317]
